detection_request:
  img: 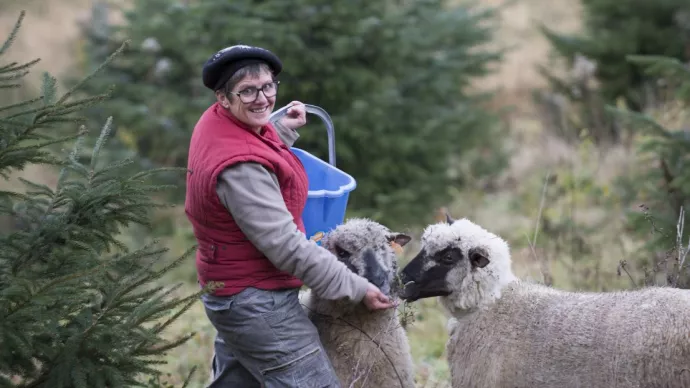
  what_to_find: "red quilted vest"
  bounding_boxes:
[185,102,307,296]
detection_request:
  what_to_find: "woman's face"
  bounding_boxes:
[220,68,276,130]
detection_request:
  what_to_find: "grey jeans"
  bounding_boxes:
[202,286,341,388]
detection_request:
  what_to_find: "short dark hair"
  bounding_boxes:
[220,62,275,101]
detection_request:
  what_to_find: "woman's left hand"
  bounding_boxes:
[277,101,307,130]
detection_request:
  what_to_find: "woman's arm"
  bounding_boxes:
[271,118,299,147]
[215,162,370,303]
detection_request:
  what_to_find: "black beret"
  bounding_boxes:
[202,45,282,91]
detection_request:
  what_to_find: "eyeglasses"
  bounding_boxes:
[231,81,280,103]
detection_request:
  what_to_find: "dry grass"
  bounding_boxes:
[0,0,94,91]
[458,0,583,111]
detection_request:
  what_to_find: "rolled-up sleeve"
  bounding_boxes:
[271,119,300,147]
[215,162,369,303]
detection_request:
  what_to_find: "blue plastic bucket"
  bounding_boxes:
[270,104,356,241]
[290,147,356,239]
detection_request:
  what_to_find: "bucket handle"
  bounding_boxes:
[270,103,336,167]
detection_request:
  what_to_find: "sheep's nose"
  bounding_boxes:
[399,278,420,301]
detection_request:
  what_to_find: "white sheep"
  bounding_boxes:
[399,213,690,388]
[300,218,416,388]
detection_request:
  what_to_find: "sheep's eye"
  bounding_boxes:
[437,248,460,265]
[335,245,350,258]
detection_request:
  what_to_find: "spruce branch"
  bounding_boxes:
[56,40,130,105]
[0,71,33,82]
[0,10,27,56]
[90,116,113,174]
[626,55,690,80]
[40,72,57,107]
[605,105,673,138]
[0,59,39,74]
[2,260,110,319]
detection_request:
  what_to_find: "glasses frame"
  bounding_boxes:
[230,80,280,104]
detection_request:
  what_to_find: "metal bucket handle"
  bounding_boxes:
[270,103,336,167]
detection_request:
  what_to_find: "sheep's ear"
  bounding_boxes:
[388,233,412,247]
[445,211,455,224]
[469,247,490,268]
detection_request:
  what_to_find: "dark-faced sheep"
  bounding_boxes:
[299,218,416,388]
[399,213,690,388]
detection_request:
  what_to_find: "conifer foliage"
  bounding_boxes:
[540,0,690,112]
[77,0,506,226]
[536,0,689,145]
[0,11,205,387]
[609,54,690,288]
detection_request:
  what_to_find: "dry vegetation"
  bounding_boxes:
[4,0,670,386]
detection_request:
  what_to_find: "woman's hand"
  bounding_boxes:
[362,283,396,311]
[277,101,307,131]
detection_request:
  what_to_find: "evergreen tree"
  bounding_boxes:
[540,0,690,112]
[609,54,690,289]
[76,0,507,227]
[0,11,208,387]
[534,0,690,146]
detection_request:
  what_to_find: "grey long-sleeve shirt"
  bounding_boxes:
[214,120,369,303]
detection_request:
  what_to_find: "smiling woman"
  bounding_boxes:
[184,45,396,388]
[216,62,280,130]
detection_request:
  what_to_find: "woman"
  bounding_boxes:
[185,45,395,387]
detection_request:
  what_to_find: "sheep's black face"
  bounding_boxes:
[321,218,411,298]
[400,245,491,302]
[399,246,463,302]
[399,212,493,302]
[334,244,392,294]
